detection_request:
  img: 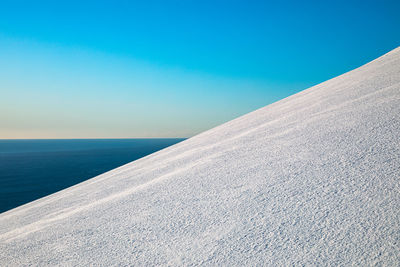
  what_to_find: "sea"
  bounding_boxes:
[0,138,185,213]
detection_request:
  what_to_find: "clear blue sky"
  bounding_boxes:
[1,0,399,138]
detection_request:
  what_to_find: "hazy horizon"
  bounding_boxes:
[1,1,399,139]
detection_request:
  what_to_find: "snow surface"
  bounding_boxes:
[1,47,400,266]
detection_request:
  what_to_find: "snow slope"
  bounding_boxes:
[1,47,400,266]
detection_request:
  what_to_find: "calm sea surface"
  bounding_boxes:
[0,138,184,213]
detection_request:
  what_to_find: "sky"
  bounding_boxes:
[0,0,399,138]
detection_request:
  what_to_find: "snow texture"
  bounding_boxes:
[1,47,400,266]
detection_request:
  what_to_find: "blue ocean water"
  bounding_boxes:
[0,138,184,213]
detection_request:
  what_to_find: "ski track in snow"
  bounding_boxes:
[1,47,400,266]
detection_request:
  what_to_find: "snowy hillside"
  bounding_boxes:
[1,47,400,266]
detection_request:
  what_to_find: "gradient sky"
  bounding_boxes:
[1,0,399,138]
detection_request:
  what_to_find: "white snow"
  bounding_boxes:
[1,47,400,266]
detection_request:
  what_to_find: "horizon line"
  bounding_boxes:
[0,137,188,140]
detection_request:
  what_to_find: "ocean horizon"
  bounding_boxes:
[0,138,185,213]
